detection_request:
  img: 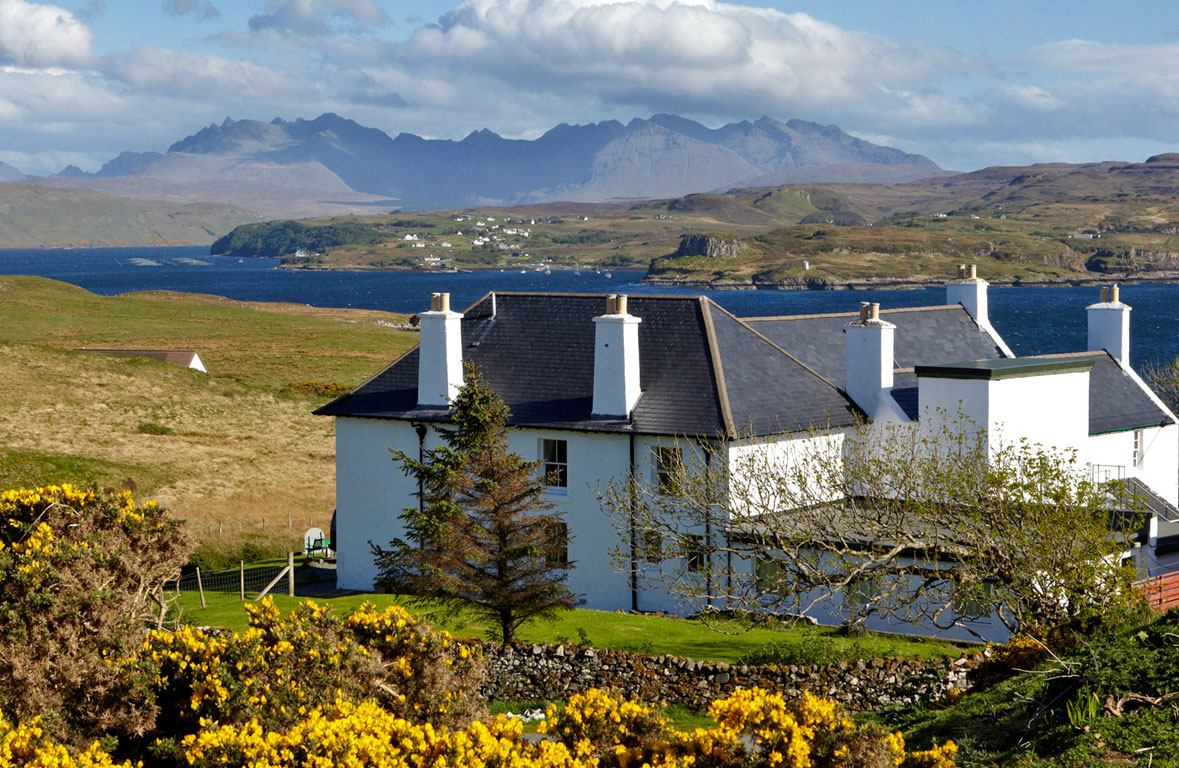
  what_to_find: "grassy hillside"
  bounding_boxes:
[211,155,1179,286]
[0,183,258,247]
[0,276,417,536]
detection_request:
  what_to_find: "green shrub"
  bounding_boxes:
[136,421,173,435]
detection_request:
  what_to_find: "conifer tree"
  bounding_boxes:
[374,364,575,645]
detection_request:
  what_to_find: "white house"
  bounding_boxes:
[316,272,1179,641]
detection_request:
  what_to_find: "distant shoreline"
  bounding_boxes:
[276,260,1179,291]
[639,272,1179,291]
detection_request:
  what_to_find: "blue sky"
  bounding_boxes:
[3,0,1179,176]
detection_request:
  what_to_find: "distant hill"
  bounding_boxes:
[28,113,947,218]
[0,184,259,248]
[0,161,26,182]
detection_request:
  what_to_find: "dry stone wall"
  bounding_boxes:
[480,642,972,712]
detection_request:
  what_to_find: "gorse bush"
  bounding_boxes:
[125,598,485,760]
[3,686,956,768]
[0,480,957,768]
[0,484,190,746]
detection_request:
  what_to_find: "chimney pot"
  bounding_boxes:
[592,298,642,417]
[968,264,977,279]
[418,292,463,406]
[869,303,880,321]
[957,264,966,278]
[1087,286,1131,366]
[859,302,870,321]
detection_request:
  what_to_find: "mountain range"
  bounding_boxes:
[10,113,947,219]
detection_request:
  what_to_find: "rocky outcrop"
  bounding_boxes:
[1087,249,1179,273]
[674,234,747,259]
[479,642,972,712]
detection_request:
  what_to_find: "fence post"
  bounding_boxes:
[287,552,295,596]
[239,561,245,601]
[196,566,207,610]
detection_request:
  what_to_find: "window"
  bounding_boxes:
[1133,429,1144,467]
[951,584,993,624]
[845,576,883,610]
[652,446,682,494]
[541,439,568,489]
[755,557,790,597]
[685,534,708,573]
[545,521,569,565]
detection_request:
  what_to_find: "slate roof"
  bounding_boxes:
[1023,351,1175,435]
[744,306,1005,390]
[317,293,1174,441]
[315,293,859,437]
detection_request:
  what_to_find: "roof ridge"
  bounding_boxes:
[698,299,737,439]
[1020,350,1106,360]
[703,298,858,412]
[744,305,959,322]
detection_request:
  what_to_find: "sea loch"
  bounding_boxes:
[1,245,1177,369]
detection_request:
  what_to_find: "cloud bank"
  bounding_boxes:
[3,0,1179,175]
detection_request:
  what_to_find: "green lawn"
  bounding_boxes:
[173,578,968,665]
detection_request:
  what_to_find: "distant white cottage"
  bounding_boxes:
[83,348,207,373]
[317,271,1179,641]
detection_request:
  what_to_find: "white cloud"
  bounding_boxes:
[1020,39,1179,76]
[394,0,974,126]
[0,0,93,68]
[102,46,293,99]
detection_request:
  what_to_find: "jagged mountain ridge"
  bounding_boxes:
[34,113,946,216]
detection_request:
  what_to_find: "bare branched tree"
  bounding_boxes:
[600,416,1143,638]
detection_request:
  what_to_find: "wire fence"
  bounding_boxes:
[197,516,323,537]
[166,556,294,603]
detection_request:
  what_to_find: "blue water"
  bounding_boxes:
[2,245,1177,368]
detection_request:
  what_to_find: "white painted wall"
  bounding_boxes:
[333,417,691,612]
[988,371,1090,453]
[726,431,848,517]
[335,417,426,591]
[1085,424,1179,508]
[918,370,1089,457]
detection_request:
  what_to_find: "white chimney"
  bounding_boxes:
[946,263,989,326]
[844,302,903,420]
[592,294,642,418]
[1087,284,1131,367]
[417,292,464,406]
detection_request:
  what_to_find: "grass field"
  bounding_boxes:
[171,569,968,665]
[0,275,418,537]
